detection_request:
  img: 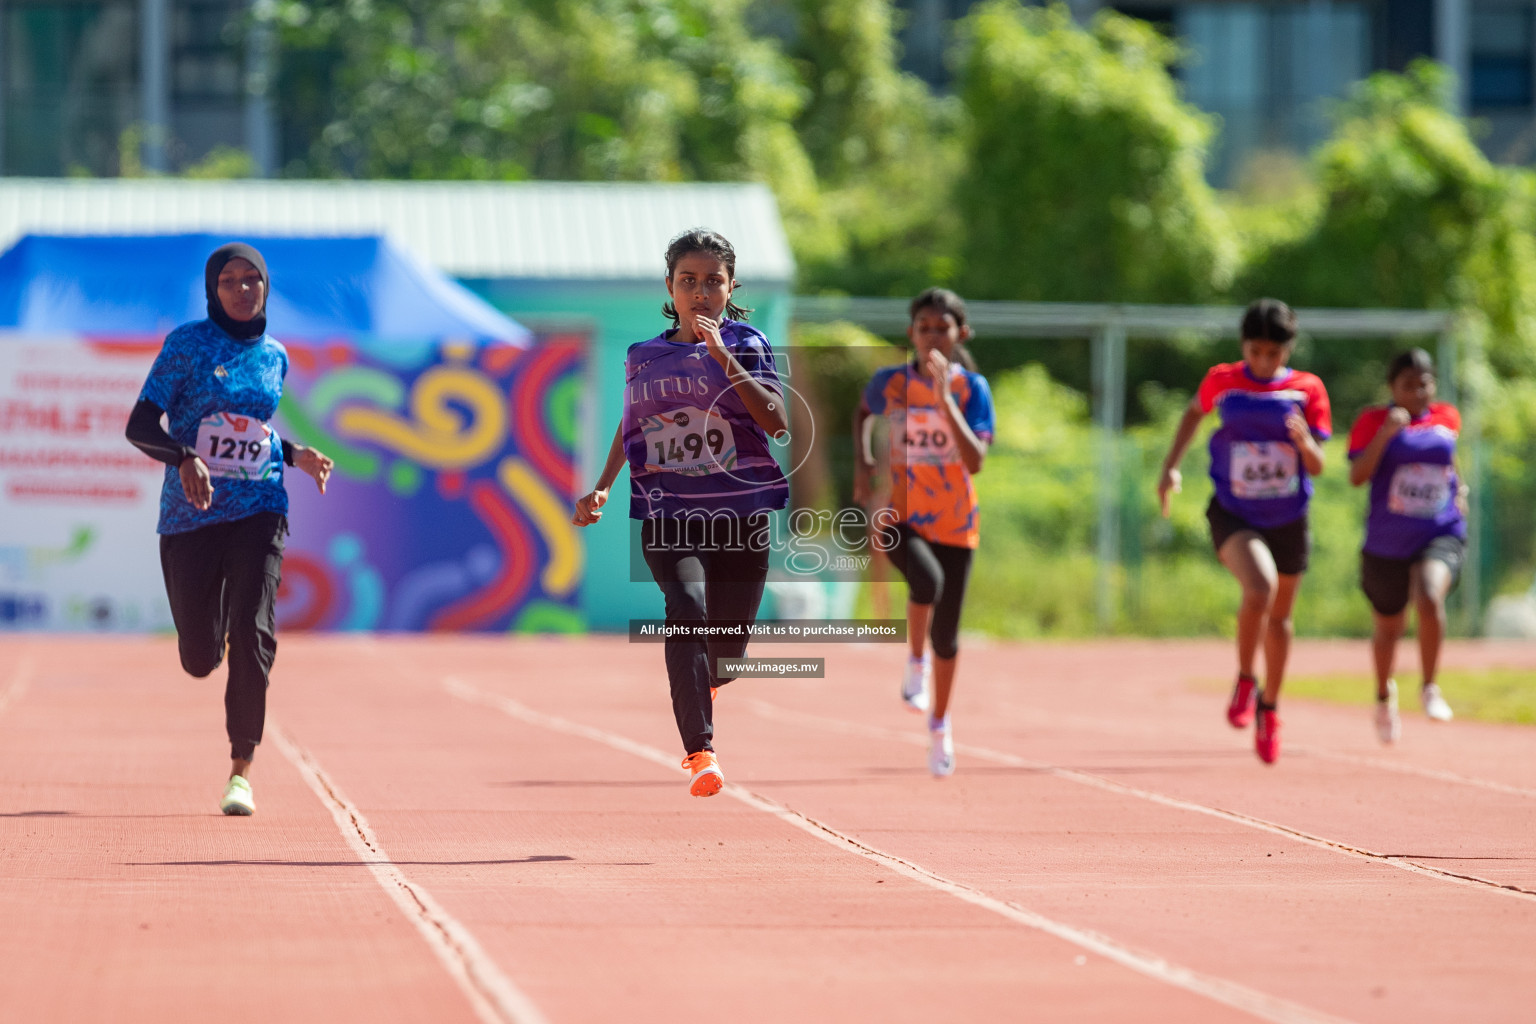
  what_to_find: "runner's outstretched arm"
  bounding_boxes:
[573,423,626,526]
[1158,398,1206,517]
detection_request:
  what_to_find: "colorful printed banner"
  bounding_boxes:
[0,333,587,633]
[274,336,586,633]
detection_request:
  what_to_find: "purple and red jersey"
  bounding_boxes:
[1347,403,1465,560]
[623,320,789,519]
[1197,361,1332,529]
[863,362,996,549]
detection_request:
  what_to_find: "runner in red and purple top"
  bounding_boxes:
[571,229,788,799]
[1158,299,1331,764]
[1347,348,1466,742]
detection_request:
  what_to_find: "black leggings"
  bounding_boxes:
[885,525,974,660]
[159,511,286,762]
[640,513,770,755]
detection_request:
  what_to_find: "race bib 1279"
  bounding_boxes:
[1229,441,1299,500]
[195,411,276,480]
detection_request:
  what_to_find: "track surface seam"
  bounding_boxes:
[742,698,1536,904]
[268,721,550,1024]
[444,676,1357,1024]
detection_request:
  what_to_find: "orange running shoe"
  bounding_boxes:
[681,751,724,797]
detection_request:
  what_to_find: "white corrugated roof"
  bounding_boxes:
[0,179,794,284]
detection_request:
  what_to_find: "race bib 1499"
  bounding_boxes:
[1229,441,1298,500]
[195,411,276,480]
[640,406,737,476]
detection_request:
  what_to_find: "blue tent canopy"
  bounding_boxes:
[0,234,530,344]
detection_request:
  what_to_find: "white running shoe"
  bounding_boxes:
[928,717,954,777]
[220,775,255,816]
[901,654,931,714]
[1375,679,1400,744]
[1421,683,1454,722]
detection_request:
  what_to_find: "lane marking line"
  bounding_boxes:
[268,721,549,1024]
[444,677,1355,1024]
[742,698,1536,905]
[1301,748,1536,801]
[0,651,36,719]
[998,701,1536,803]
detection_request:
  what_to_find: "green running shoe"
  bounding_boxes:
[220,775,255,816]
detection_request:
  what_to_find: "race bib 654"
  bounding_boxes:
[1230,441,1298,500]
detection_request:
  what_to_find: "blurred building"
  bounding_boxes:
[1,0,273,177]
[897,0,1535,184]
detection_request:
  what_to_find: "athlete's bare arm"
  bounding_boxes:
[1348,407,1409,486]
[852,399,877,505]
[1158,397,1206,517]
[573,423,627,526]
[1286,411,1326,476]
[926,350,987,474]
[695,316,789,438]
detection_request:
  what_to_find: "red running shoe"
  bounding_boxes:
[1227,674,1259,728]
[1255,707,1281,764]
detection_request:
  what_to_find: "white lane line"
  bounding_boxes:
[444,677,1355,1024]
[0,651,35,718]
[1001,702,1536,803]
[268,721,549,1024]
[1301,748,1536,801]
[742,698,1536,904]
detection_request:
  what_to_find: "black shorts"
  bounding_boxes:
[1206,498,1310,576]
[1360,535,1465,616]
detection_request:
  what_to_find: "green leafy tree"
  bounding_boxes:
[778,0,963,295]
[950,2,1237,303]
[1242,61,1536,378]
[266,0,809,188]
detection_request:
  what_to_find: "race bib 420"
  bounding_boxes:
[640,406,737,476]
[195,411,276,480]
[1229,441,1298,500]
[1388,463,1453,518]
[898,407,959,466]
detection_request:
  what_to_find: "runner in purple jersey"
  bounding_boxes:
[1158,299,1330,765]
[1348,348,1467,741]
[572,229,788,799]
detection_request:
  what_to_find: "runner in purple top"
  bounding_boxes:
[572,229,789,799]
[1347,348,1468,741]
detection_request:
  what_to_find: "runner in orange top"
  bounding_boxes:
[854,289,995,776]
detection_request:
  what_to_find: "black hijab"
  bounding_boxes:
[205,243,270,341]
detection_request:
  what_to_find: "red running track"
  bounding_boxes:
[1,635,1534,1023]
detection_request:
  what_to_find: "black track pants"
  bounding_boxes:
[640,513,770,755]
[159,511,286,762]
[885,524,974,660]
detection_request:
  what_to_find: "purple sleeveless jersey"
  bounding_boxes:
[623,320,789,519]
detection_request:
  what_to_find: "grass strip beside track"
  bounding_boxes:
[1284,668,1536,725]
